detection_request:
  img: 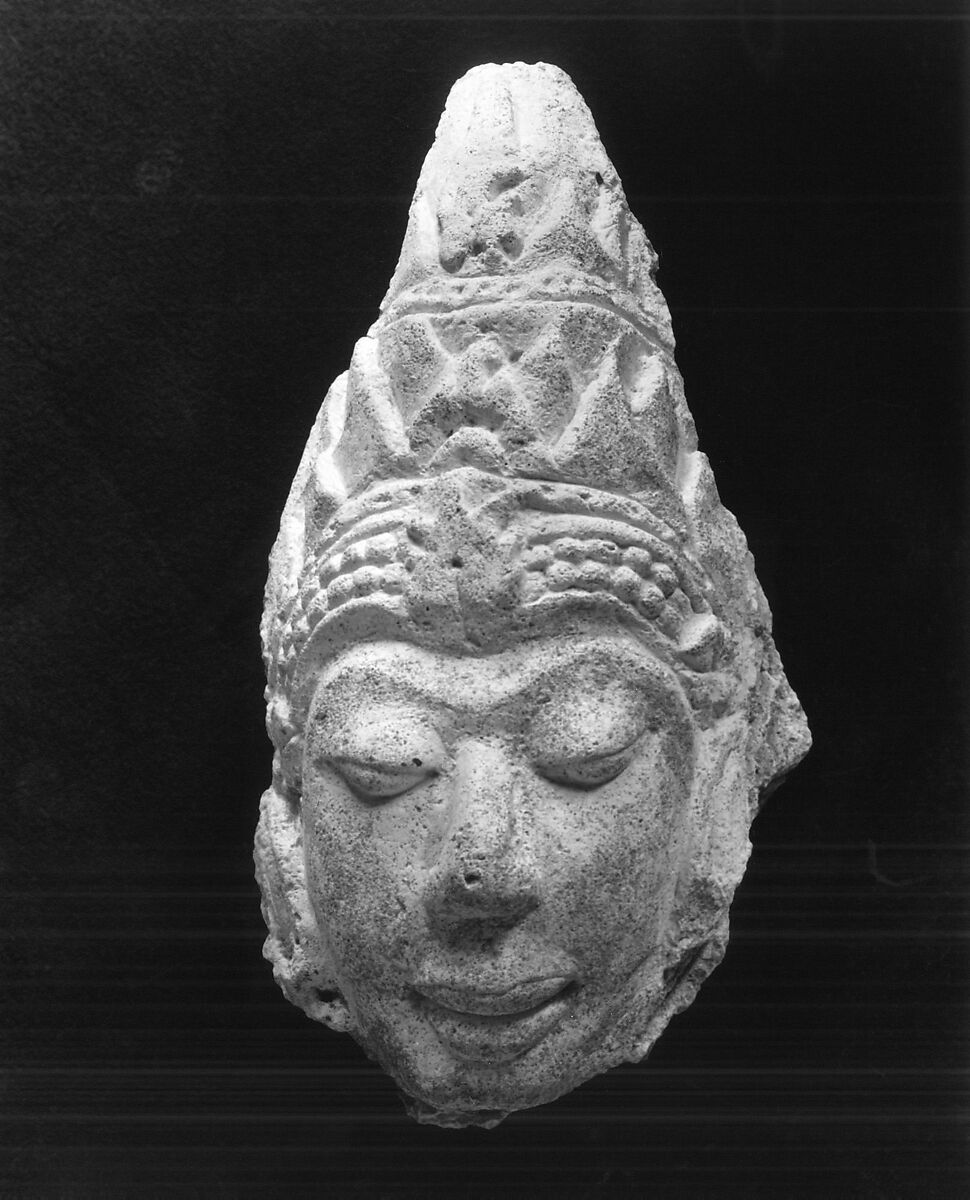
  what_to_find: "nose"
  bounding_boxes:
[423,739,539,927]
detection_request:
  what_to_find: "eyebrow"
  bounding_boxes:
[318,642,673,718]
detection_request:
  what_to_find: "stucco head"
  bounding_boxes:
[255,62,809,1127]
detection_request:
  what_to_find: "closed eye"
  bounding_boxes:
[327,756,438,802]
[535,744,636,790]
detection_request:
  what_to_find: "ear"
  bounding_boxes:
[666,634,812,971]
[746,647,813,816]
[254,783,354,1033]
[678,712,755,922]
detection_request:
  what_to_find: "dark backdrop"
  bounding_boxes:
[2,2,967,1196]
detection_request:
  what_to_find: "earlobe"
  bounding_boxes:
[755,670,813,805]
[254,783,353,1032]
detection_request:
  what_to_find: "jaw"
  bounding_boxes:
[343,970,646,1124]
[384,1013,648,1129]
[342,924,729,1128]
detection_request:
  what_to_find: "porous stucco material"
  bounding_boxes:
[256,62,810,1128]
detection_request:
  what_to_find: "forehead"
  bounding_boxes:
[314,631,685,716]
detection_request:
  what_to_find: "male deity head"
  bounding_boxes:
[256,63,810,1128]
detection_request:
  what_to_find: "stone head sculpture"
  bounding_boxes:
[256,62,810,1128]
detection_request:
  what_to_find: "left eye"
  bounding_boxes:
[327,757,437,801]
[535,745,635,790]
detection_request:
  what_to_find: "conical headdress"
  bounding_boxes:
[261,62,807,788]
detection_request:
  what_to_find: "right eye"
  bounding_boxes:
[326,756,438,802]
[313,707,447,803]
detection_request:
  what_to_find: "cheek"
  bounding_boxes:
[616,737,693,881]
[539,739,692,927]
[301,770,432,946]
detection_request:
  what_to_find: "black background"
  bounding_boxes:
[1,1,967,1196]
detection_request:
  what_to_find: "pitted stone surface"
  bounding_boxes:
[256,62,810,1129]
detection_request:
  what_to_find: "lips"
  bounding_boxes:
[415,975,577,1063]
[417,975,572,1016]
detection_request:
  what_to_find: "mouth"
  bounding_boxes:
[414,976,578,1064]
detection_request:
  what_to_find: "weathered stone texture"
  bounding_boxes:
[256,62,810,1128]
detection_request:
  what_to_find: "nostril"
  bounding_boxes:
[462,870,482,888]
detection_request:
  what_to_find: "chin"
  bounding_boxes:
[392,1054,587,1129]
[353,990,648,1129]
